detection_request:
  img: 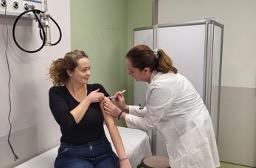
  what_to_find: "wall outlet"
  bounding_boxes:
[0,0,42,17]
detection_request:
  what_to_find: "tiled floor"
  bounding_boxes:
[220,162,252,168]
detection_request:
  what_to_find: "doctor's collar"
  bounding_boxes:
[149,70,158,83]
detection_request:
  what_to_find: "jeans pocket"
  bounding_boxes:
[58,146,70,156]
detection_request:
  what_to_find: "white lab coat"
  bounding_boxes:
[125,72,220,168]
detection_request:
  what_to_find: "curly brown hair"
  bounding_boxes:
[49,50,88,86]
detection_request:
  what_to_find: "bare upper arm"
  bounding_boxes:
[100,97,115,126]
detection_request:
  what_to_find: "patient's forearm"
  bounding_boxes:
[100,99,128,158]
[106,123,127,159]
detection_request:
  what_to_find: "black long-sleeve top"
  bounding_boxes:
[49,83,109,145]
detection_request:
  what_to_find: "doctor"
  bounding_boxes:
[103,45,220,168]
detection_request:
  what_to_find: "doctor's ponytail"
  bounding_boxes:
[156,49,177,74]
[126,45,178,74]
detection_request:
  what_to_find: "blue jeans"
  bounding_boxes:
[54,137,119,168]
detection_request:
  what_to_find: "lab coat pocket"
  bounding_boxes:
[180,127,207,154]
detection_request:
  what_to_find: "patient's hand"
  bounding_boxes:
[87,88,104,103]
[120,159,132,168]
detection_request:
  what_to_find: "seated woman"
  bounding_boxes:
[48,50,131,168]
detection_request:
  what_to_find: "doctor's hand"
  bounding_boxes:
[101,97,115,125]
[103,100,122,118]
[113,90,128,112]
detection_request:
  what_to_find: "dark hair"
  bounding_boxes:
[126,45,177,74]
[49,50,88,86]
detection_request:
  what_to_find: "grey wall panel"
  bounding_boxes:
[218,86,256,167]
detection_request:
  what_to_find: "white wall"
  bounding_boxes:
[158,0,256,167]
[0,0,70,167]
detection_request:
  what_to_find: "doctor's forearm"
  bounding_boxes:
[124,114,152,131]
[120,105,129,113]
[120,112,127,120]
